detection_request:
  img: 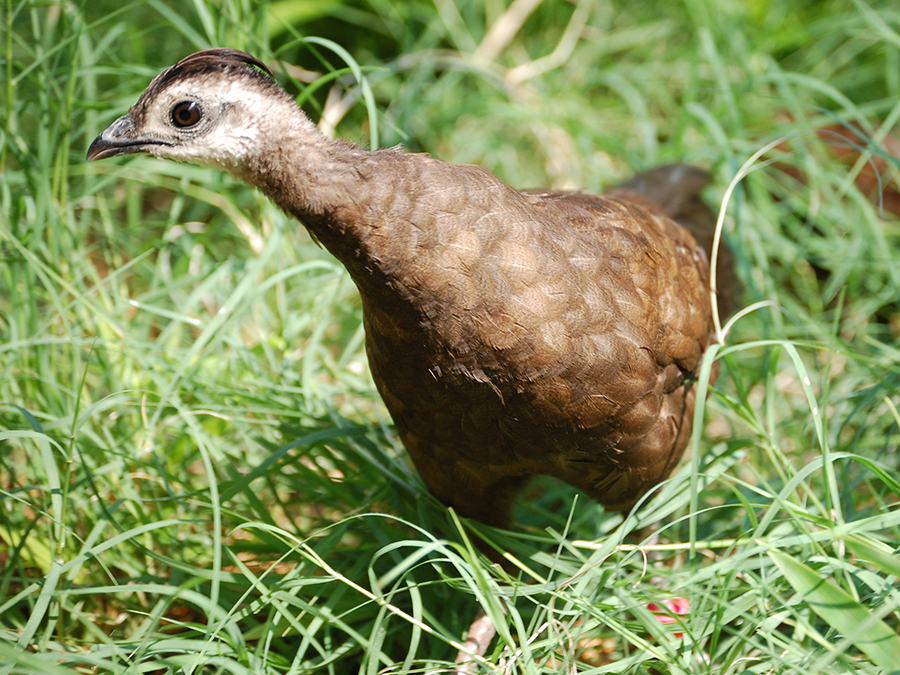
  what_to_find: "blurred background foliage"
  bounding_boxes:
[2,0,900,672]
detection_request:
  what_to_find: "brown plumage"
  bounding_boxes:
[88,49,733,528]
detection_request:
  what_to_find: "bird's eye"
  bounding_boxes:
[171,100,202,128]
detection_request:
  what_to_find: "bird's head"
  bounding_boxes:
[87,49,307,173]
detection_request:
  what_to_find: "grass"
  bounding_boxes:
[2,0,900,672]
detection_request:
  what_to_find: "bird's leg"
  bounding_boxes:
[453,610,498,674]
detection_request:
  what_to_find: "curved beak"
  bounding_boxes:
[87,114,170,161]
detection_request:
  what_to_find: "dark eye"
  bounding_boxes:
[171,100,202,128]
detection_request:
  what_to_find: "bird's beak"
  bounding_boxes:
[87,114,169,161]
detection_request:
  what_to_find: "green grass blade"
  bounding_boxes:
[769,548,900,670]
[844,534,900,578]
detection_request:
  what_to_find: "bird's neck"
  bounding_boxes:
[233,116,365,248]
[233,111,432,314]
[232,108,521,338]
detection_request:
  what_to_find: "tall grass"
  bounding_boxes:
[2,0,899,672]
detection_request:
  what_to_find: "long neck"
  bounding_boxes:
[233,105,519,307]
[233,110,390,275]
[229,102,536,354]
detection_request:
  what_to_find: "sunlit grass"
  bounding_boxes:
[2,0,899,672]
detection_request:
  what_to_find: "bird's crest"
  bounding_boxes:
[133,48,279,115]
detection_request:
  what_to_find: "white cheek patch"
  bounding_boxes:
[154,77,303,172]
[201,121,259,166]
[158,80,268,168]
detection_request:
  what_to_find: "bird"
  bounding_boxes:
[88,49,731,531]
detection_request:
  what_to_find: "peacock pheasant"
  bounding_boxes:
[88,49,734,529]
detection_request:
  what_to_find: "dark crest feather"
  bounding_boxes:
[134,49,280,113]
[169,49,273,78]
